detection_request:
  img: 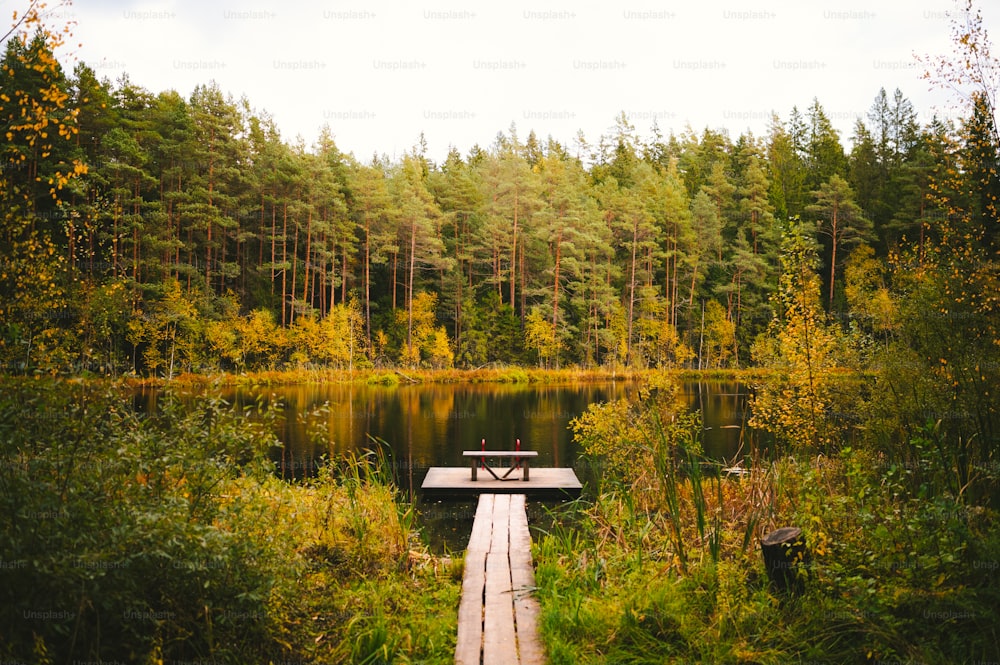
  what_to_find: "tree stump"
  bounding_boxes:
[761,527,808,594]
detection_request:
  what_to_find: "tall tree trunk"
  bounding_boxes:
[290,205,299,324]
[259,191,265,287]
[133,178,141,281]
[406,220,417,359]
[671,238,680,328]
[341,243,348,304]
[454,214,464,347]
[319,232,327,317]
[302,208,312,314]
[828,205,839,310]
[510,190,518,312]
[520,238,526,322]
[270,199,277,295]
[627,215,638,366]
[551,227,562,370]
[364,214,372,343]
[391,251,398,311]
[281,202,288,326]
[206,131,214,294]
[689,255,699,307]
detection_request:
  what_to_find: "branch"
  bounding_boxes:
[0,0,41,45]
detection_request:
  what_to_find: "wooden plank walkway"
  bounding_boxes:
[422,467,582,498]
[455,494,545,665]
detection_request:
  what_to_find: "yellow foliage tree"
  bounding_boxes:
[524,307,559,369]
[702,299,737,369]
[0,2,86,373]
[290,300,366,369]
[126,280,200,378]
[751,223,852,451]
[395,291,452,369]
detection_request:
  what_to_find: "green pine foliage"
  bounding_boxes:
[7,14,994,376]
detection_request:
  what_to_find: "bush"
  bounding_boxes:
[0,379,459,663]
[537,374,1000,664]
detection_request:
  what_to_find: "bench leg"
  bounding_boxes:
[471,457,477,481]
[523,458,530,481]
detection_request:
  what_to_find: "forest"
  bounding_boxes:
[3,1,1000,663]
[3,3,997,378]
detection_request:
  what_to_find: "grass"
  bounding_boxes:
[532,450,1000,664]
[0,379,461,664]
[122,365,767,389]
[17,367,989,663]
[532,374,1000,663]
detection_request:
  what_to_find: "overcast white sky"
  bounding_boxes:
[41,0,999,163]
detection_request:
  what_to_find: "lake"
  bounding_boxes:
[137,378,750,551]
[139,378,749,482]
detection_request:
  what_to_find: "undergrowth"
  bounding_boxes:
[0,378,461,664]
[535,377,1000,664]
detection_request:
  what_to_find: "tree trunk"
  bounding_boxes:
[761,526,808,594]
[829,205,839,310]
[551,227,562,369]
[270,197,276,295]
[407,219,417,362]
[510,189,518,312]
[290,205,300,324]
[364,214,372,343]
[281,202,288,326]
[626,215,638,366]
[302,208,312,314]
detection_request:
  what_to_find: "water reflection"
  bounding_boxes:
[135,379,750,483]
[263,382,638,492]
[135,378,751,552]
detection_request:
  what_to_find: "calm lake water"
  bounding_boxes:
[141,379,748,482]
[137,379,749,551]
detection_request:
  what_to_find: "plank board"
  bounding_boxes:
[422,466,582,498]
[455,493,545,665]
[508,495,544,664]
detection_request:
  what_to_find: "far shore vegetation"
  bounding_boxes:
[116,365,770,389]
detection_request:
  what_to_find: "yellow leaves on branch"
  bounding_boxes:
[1,7,84,199]
[6,1,77,55]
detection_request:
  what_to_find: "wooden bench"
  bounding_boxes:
[463,450,538,481]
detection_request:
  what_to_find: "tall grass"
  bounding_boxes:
[536,373,1000,663]
[0,379,460,664]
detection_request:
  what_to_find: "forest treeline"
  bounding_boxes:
[1,26,998,377]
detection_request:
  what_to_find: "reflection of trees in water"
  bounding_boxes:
[139,379,746,474]
[680,381,750,461]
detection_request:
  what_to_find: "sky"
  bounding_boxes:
[35,0,999,163]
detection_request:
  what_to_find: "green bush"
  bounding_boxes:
[0,379,459,663]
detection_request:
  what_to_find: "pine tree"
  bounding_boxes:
[388,153,451,363]
[766,112,807,218]
[534,146,599,367]
[183,83,245,294]
[348,156,394,344]
[427,148,484,346]
[806,175,873,310]
[804,98,847,191]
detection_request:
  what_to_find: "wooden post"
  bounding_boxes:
[761,526,808,594]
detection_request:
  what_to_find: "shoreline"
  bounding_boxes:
[91,366,774,389]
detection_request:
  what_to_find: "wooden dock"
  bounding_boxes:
[455,494,545,665]
[422,467,582,498]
